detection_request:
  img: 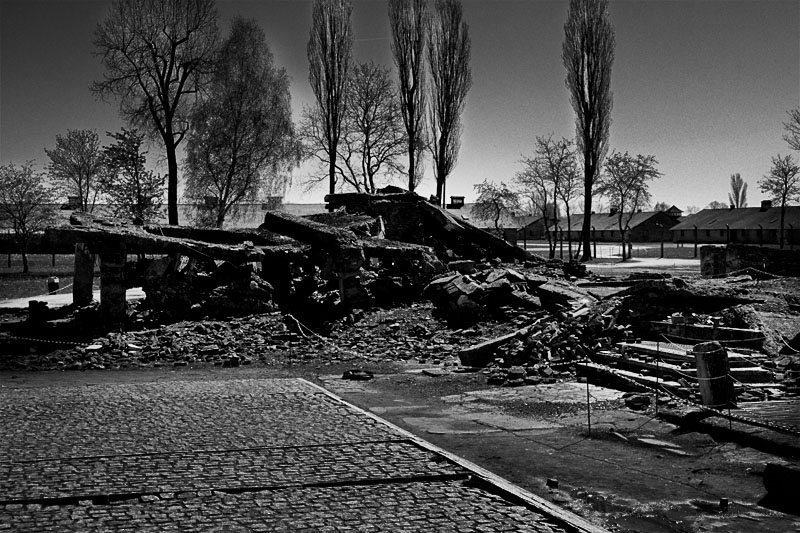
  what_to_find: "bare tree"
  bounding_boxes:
[562,0,614,261]
[706,201,728,210]
[516,156,557,257]
[302,61,406,193]
[0,162,56,273]
[597,151,661,261]
[784,108,800,151]
[728,172,748,208]
[389,0,428,192]
[515,136,576,258]
[185,18,298,228]
[759,153,800,248]
[100,128,165,224]
[45,129,105,212]
[472,179,521,232]
[92,0,218,225]
[308,0,353,197]
[553,140,580,259]
[427,0,471,205]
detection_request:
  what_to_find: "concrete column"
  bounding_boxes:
[99,244,127,328]
[73,242,95,306]
[693,341,734,408]
[336,246,369,307]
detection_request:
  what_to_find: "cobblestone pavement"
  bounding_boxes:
[0,378,593,532]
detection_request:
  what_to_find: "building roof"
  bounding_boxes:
[671,206,800,231]
[553,210,674,232]
[446,203,537,230]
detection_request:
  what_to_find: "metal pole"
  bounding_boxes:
[586,378,591,436]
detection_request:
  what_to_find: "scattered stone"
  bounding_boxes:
[342,369,374,381]
[624,394,652,411]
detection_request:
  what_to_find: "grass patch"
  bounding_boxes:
[0,254,99,301]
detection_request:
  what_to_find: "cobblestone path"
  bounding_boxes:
[0,378,595,532]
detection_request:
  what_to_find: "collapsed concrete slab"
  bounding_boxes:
[45,213,267,327]
[325,191,538,263]
[43,209,446,329]
[260,210,445,308]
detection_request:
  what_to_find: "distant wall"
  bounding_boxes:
[700,244,800,277]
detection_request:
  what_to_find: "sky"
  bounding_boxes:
[1,0,799,213]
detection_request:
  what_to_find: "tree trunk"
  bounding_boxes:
[166,138,179,226]
[620,233,626,261]
[566,209,572,260]
[580,156,594,262]
[408,138,416,193]
[780,204,786,249]
[21,247,29,274]
[329,154,336,196]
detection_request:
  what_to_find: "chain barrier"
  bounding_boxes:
[604,336,800,437]
[2,335,88,347]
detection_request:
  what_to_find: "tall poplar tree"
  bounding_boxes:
[389,0,428,192]
[562,0,615,261]
[427,0,471,206]
[308,0,353,196]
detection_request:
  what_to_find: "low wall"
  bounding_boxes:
[700,244,800,277]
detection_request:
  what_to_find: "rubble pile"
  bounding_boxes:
[141,255,276,321]
[4,190,800,418]
[1,303,525,371]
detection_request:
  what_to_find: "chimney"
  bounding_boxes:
[729,204,735,210]
[760,200,772,211]
[446,196,465,209]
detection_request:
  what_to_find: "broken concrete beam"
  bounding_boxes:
[619,342,762,366]
[325,191,537,263]
[536,280,596,310]
[576,361,685,395]
[650,321,764,350]
[46,213,264,264]
[305,212,384,237]
[458,320,543,367]
[261,210,358,251]
[447,260,476,274]
[144,225,293,247]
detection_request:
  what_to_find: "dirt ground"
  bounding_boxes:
[3,256,800,532]
[4,362,798,533]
